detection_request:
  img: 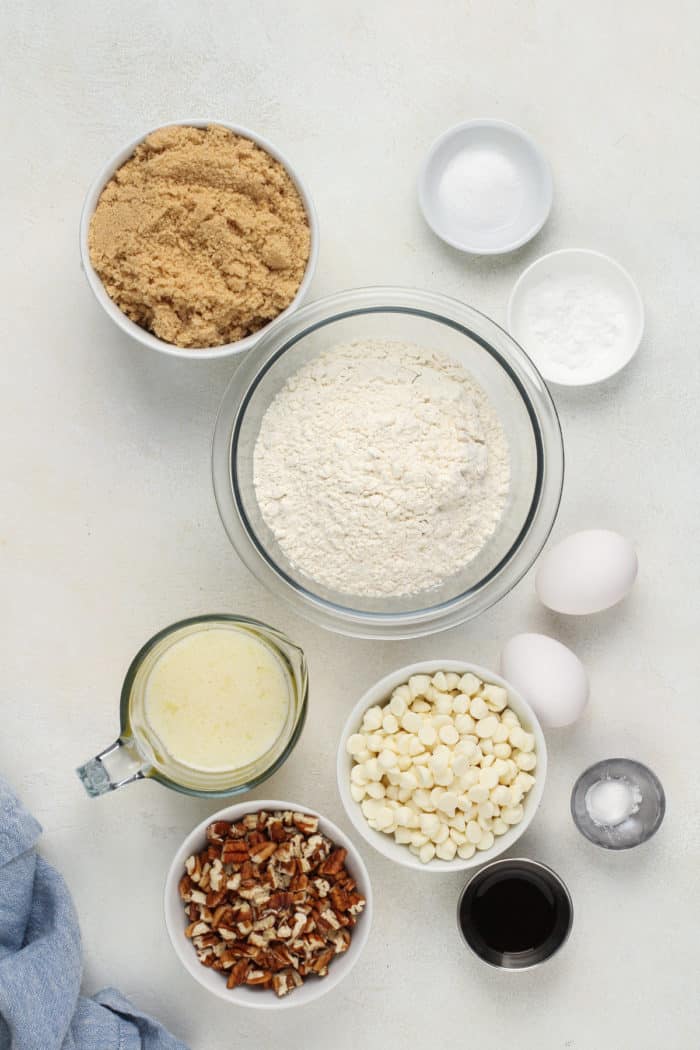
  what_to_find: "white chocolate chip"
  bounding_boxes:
[375,807,395,831]
[476,716,499,739]
[439,724,459,746]
[455,713,476,735]
[435,838,457,861]
[378,749,397,770]
[436,792,458,817]
[415,765,434,789]
[470,697,489,720]
[466,820,482,843]
[481,684,508,711]
[432,823,450,845]
[420,812,441,837]
[389,694,407,719]
[419,842,436,864]
[458,842,476,860]
[479,767,499,789]
[459,673,482,696]
[362,706,383,731]
[401,711,422,734]
[382,712,399,734]
[346,733,366,755]
[408,675,431,699]
[476,830,495,851]
[451,693,469,714]
[364,758,382,782]
[516,751,537,771]
[419,723,437,747]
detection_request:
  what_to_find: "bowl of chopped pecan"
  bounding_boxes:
[164,801,372,1007]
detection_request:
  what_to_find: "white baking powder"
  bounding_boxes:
[516,275,629,384]
[253,341,510,597]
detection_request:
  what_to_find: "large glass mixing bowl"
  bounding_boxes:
[212,287,564,639]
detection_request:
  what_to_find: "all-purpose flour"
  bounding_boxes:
[253,341,510,597]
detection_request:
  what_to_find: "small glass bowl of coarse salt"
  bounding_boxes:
[571,758,665,850]
[212,287,564,640]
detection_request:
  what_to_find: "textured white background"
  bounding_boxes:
[2,2,699,1048]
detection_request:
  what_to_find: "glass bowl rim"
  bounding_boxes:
[213,286,564,637]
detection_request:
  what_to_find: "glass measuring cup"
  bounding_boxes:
[77,615,308,799]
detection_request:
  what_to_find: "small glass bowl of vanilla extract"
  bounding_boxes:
[457,858,573,970]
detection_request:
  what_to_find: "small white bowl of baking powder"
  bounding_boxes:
[507,249,644,386]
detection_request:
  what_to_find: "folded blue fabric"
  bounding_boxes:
[0,777,189,1050]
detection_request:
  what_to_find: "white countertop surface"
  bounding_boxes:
[3,2,699,1047]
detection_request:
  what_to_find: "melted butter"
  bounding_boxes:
[143,626,290,773]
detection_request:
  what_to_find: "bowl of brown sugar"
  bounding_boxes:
[80,121,318,359]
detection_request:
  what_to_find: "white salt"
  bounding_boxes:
[585,777,642,828]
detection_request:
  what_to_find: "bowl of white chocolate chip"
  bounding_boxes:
[337,661,546,871]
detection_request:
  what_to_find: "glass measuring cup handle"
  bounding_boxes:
[76,738,148,797]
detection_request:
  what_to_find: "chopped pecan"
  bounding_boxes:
[178,875,194,902]
[318,848,347,876]
[207,821,232,844]
[249,841,277,865]
[226,959,249,989]
[245,969,272,987]
[293,812,319,835]
[310,948,334,976]
[221,839,249,865]
[268,820,287,842]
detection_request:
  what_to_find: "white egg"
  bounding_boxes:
[535,529,637,615]
[501,633,589,728]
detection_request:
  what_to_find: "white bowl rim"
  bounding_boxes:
[336,660,547,873]
[164,798,373,1009]
[506,247,645,386]
[79,118,319,360]
[418,117,553,255]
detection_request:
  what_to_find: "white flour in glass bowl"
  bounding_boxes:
[253,340,510,598]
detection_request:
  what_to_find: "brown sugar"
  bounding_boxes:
[88,125,311,348]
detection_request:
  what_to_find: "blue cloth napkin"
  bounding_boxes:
[0,777,189,1050]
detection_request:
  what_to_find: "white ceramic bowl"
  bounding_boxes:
[337,660,547,873]
[164,799,372,1009]
[507,248,644,386]
[79,119,319,360]
[419,119,552,254]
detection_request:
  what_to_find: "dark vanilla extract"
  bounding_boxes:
[459,860,572,968]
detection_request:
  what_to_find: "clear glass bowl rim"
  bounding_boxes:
[212,286,564,639]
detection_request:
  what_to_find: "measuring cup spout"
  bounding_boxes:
[76,738,148,797]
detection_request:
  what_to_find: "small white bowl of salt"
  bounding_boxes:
[508,248,644,386]
[419,119,553,254]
